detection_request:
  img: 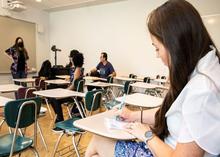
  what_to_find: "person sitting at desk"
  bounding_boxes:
[87,52,116,91]
[85,0,220,157]
[38,60,54,80]
[89,52,116,79]
[50,52,84,132]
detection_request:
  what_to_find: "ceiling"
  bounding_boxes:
[21,0,127,12]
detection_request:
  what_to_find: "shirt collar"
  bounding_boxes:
[190,45,217,79]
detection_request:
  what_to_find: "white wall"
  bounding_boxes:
[0,5,50,84]
[49,0,168,77]
[49,0,220,77]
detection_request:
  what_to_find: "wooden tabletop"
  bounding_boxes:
[13,78,35,83]
[116,93,163,108]
[0,84,22,93]
[74,110,135,140]
[33,88,85,98]
[56,75,70,79]
[45,79,70,85]
[130,82,168,90]
[83,76,107,82]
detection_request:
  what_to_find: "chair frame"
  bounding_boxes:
[52,90,103,157]
[1,99,39,157]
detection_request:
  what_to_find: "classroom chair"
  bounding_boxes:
[65,78,85,118]
[0,97,41,157]
[16,87,48,151]
[104,80,133,110]
[143,77,151,83]
[52,90,103,157]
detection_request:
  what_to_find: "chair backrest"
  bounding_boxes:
[161,76,166,79]
[85,90,102,115]
[143,77,151,83]
[4,97,41,129]
[17,87,37,99]
[129,74,137,79]
[35,78,46,90]
[129,74,134,78]
[124,81,132,95]
[74,78,85,92]
[39,79,46,90]
[107,76,113,83]
[35,77,41,87]
[156,75,160,79]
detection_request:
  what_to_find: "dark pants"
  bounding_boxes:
[50,97,74,123]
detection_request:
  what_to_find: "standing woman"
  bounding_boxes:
[5,37,29,81]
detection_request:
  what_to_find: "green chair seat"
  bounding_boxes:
[0,134,33,157]
[105,99,121,110]
[55,117,83,133]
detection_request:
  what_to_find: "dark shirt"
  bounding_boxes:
[5,46,28,74]
[96,61,115,78]
[70,67,84,82]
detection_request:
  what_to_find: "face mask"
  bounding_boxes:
[18,42,24,48]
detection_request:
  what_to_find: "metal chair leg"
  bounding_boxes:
[0,119,5,130]
[37,121,48,151]
[30,147,40,157]
[45,98,53,119]
[72,135,80,157]
[51,132,64,157]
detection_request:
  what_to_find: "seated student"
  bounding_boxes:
[50,52,84,132]
[85,0,220,157]
[87,52,116,91]
[38,60,54,80]
[68,49,84,82]
[89,52,116,78]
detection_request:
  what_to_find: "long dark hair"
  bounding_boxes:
[147,0,220,139]
[15,37,29,60]
[38,60,52,78]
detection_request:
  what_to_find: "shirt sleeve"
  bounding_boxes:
[108,62,115,74]
[178,77,220,155]
[5,46,15,56]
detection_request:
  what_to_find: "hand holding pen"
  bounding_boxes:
[113,94,134,122]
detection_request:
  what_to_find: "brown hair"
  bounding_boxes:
[147,0,219,139]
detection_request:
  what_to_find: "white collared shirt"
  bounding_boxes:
[164,46,220,157]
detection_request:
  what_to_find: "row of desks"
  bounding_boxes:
[0,75,167,140]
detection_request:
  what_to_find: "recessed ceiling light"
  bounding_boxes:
[36,0,42,2]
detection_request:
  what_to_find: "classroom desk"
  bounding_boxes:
[153,78,167,84]
[114,76,141,82]
[33,88,85,117]
[74,110,135,140]
[44,79,70,85]
[0,96,13,107]
[33,88,85,99]
[116,93,163,108]
[0,84,22,93]
[13,78,36,86]
[85,81,123,88]
[130,82,168,90]
[84,76,107,82]
[56,75,70,80]
[0,96,46,114]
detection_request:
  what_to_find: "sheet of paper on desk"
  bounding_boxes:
[105,117,129,130]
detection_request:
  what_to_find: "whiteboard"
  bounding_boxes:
[203,14,220,50]
[0,16,36,73]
